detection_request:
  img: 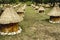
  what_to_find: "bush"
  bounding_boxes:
[26,1,32,6]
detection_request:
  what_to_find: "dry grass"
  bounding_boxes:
[0,5,60,40]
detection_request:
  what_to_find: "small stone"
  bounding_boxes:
[1,32,6,35]
[8,33,12,35]
[17,28,22,34]
[11,32,15,35]
[13,32,16,35]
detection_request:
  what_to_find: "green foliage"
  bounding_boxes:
[33,0,40,3]
[0,0,59,4]
[19,0,24,2]
[43,0,50,3]
[0,0,20,4]
[26,1,32,6]
[0,0,10,3]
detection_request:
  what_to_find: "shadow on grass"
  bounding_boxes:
[41,19,49,23]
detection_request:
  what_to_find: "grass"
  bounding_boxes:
[0,5,60,40]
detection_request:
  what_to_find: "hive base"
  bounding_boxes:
[49,16,60,23]
[0,27,22,35]
[0,23,22,35]
[39,10,44,13]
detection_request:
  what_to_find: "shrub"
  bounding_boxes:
[26,1,32,6]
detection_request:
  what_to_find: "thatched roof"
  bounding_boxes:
[2,4,12,10]
[13,3,21,9]
[21,4,27,10]
[0,7,23,24]
[48,7,60,16]
[17,8,24,13]
[41,3,45,7]
[35,6,39,10]
[50,4,53,7]
[55,4,59,7]
[4,4,10,7]
[31,4,35,8]
[39,4,42,6]
[45,4,50,8]
[38,6,45,11]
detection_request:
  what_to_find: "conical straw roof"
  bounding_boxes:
[45,4,50,8]
[0,7,23,24]
[3,4,11,10]
[38,6,45,11]
[17,8,24,13]
[35,6,39,9]
[42,3,45,7]
[48,7,60,16]
[21,4,26,10]
[31,4,35,8]
[39,4,42,6]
